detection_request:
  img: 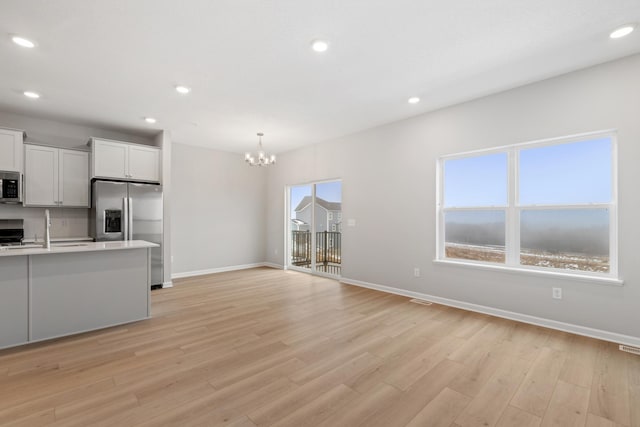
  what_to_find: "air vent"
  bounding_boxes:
[619,345,640,356]
[409,298,433,306]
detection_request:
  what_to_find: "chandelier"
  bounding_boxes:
[245,132,276,166]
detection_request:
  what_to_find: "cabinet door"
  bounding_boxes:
[128,145,160,182]
[0,258,28,349]
[60,150,89,207]
[24,145,59,206]
[0,128,24,172]
[93,140,128,179]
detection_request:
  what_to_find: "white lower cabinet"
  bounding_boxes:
[0,257,29,349]
[24,145,89,207]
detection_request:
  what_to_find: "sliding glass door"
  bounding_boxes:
[288,180,342,277]
[289,184,312,271]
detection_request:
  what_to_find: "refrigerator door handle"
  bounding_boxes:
[123,197,128,241]
[128,197,133,241]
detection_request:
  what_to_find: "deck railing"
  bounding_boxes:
[291,230,341,276]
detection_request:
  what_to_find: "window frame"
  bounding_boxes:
[435,130,619,283]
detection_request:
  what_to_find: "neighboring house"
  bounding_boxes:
[294,196,342,233]
[290,218,308,231]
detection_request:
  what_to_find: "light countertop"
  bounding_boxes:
[0,240,158,257]
[22,237,94,244]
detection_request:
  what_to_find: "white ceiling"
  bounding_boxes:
[2,0,639,153]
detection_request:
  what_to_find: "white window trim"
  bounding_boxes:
[435,129,620,285]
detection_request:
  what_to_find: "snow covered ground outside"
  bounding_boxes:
[445,242,609,272]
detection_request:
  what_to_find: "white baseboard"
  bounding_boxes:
[262,262,284,270]
[162,281,173,288]
[340,277,640,348]
[171,262,280,279]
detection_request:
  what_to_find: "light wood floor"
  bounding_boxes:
[0,268,638,427]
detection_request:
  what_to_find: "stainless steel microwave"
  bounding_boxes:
[0,171,22,203]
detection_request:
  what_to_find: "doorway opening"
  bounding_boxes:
[287,180,342,278]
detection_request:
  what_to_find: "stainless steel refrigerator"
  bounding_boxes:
[91,180,163,287]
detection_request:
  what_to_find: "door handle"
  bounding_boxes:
[123,197,128,241]
[128,197,133,240]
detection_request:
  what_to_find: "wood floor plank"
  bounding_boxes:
[316,382,401,427]
[586,413,626,427]
[455,356,532,427]
[589,342,631,426]
[405,387,472,427]
[559,335,599,389]
[540,380,590,427]
[360,358,465,427]
[495,406,541,427]
[3,409,56,427]
[247,352,382,426]
[510,347,567,417]
[627,352,640,427]
[448,340,513,398]
[270,384,359,427]
[385,333,466,391]
[0,268,633,427]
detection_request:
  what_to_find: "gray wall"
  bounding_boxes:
[171,143,267,275]
[265,53,640,339]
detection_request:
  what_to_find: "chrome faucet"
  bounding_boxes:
[44,209,51,249]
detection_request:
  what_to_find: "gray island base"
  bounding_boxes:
[0,240,157,350]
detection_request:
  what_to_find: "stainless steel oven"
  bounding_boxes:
[0,171,21,203]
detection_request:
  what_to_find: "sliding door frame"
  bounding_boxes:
[285,178,342,279]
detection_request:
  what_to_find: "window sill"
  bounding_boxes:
[432,258,623,286]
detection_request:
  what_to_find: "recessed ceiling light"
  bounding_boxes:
[311,39,329,53]
[144,117,157,124]
[23,91,40,99]
[175,85,191,94]
[408,97,420,104]
[610,25,635,39]
[12,36,35,48]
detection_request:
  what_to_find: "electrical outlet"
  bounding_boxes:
[414,268,420,277]
[552,288,562,299]
[274,248,278,255]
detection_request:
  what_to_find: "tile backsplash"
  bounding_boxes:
[0,205,90,241]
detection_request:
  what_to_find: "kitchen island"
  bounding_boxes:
[0,240,157,350]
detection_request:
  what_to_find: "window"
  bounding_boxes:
[328,212,333,220]
[437,132,616,278]
[331,224,337,232]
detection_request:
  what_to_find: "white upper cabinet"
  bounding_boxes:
[91,138,160,183]
[24,145,89,208]
[93,139,128,179]
[59,150,89,207]
[128,144,160,182]
[0,128,25,173]
[24,145,58,206]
